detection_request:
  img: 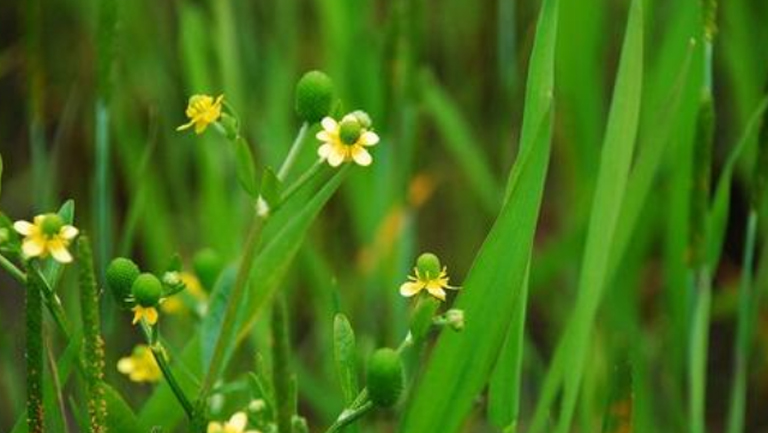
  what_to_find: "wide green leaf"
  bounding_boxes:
[530,1,644,431]
[399,0,559,430]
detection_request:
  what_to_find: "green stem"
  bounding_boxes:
[272,294,293,433]
[275,159,325,210]
[726,210,759,433]
[688,267,711,433]
[77,236,107,432]
[0,253,27,284]
[140,322,195,419]
[199,124,316,399]
[26,265,45,433]
[323,401,375,433]
[278,122,309,180]
[199,214,266,398]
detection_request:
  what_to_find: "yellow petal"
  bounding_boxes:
[399,281,424,297]
[177,121,195,131]
[316,130,332,142]
[317,143,333,159]
[207,422,223,433]
[229,412,248,431]
[48,238,73,263]
[22,237,45,258]
[144,307,159,325]
[321,117,338,132]
[60,225,79,240]
[426,286,447,301]
[194,121,207,135]
[360,131,379,146]
[132,307,143,325]
[327,148,346,167]
[351,146,372,166]
[13,220,35,236]
[117,358,135,374]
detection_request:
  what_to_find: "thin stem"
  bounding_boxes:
[199,215,266,398]
[726,210,759,433]
[140,322,195,419]
[688,267,712,433]
[278,122,309,180]
[0,253,27,284]
[324,401,375,433]
[26,265,44,433]
[275,159,325,211]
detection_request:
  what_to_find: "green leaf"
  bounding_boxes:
[200,266,237,372]
[102,383,141,433]
[41,199,76,286]
[260,167,283,209]
[235,136,259,197]
[531,1,645,431]
[399,1,558,430]
[488,264,530,429]
[333,313,359,404]
[708,96,768,267]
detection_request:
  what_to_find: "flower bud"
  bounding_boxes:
[131,273,162,307]
[416,252,441,279]
[350,110,372,129]
[193,248,223,292]
[295,70,334,123]
[366,348,403,407]
[106,257,140,307]
[445,309,465,332]
[338,117,362,145]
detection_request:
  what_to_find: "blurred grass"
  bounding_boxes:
[0,0,767,431]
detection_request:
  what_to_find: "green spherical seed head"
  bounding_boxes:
[40,214,64,237]
[131,273,163,307]
[338,118,362,145]
[295,70,334,123]
[366,348,403,407]
[416,252,441,279]
[106,258,140,305]
[193,248,223,292]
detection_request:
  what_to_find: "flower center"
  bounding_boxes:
[40,214,64,238]
[416,252,441,280]
[339,118,362,145]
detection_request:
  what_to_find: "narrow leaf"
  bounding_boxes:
[333,313,359,404]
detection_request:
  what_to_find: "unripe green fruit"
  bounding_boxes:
[193,248,223,292]
[339,118,362,145]
[40,214,64,237]
[131,273,162,307]
[295,70,334,123]
[366,348,403,407]
[106,258,140,306]
[416,252,441,279]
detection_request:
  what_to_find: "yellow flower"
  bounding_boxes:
[399,253,458,302]
[132,305,159,325]
[117,345,162,383]
[316,113,379,167]
[177,94,224,134]
[13,214,79,263]
[207,412,261,433]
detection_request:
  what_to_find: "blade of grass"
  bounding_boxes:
[399,0,558,429]
[530,1,644,431]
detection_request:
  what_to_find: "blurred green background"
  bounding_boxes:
[1,0,768,431]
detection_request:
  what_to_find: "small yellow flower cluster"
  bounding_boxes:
[207,412,261,433]
[14,213,78,263]
[177,94,224,135]
[117,345,162,383]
